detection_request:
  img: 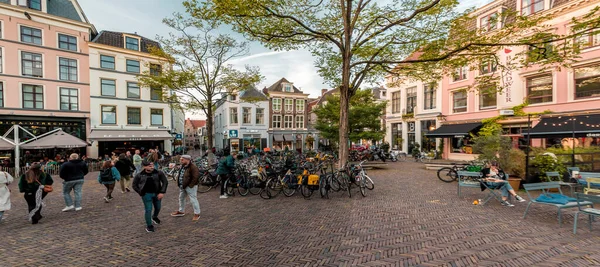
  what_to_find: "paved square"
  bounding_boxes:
[1,161,599,266]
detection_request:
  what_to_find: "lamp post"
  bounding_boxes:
[571,117,576,168]
[525,114,531,182]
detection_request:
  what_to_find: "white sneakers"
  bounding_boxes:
[62,206,74,212]
[219,195,229,199]
[75,207,82,211]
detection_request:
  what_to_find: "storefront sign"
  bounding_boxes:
[0,120,80,126]
[587,133,600,137]
[229,130,239,138]
[454,135,465,138]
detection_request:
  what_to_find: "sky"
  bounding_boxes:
[78,0,493,119]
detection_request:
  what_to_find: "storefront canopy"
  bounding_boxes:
[89,130,173,141]
[273,134,284,142]
[524,114,600,138]
[283,135,295,141]
[0,138,14,150]
[21,129,88,149]
[425,122,482,138]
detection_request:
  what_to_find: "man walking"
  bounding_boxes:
[115,154,135,193]
[132,160,168,233]
[132,150,143,176]
[170,155,201,221]
[59,153,88,211]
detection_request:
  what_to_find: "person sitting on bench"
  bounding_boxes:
[481,162,526,207]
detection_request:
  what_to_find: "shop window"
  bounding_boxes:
[452,136,474,154]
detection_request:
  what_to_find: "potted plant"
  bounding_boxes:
[530,152,567,182]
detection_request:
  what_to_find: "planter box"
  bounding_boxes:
[508,178,522,190]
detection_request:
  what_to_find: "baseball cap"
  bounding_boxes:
[181,155,192,160]
[142,160,153,166]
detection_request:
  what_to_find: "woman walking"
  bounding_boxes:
[115,154,135,193]
[18,163,53,224]
[0,171,14,223]
[98,161,120,203]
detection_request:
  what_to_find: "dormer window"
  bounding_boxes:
[18,0,41,11]
[284,84,292,92]
[480,12,499,32]
[521,0,545,16]
[125,36,140,51]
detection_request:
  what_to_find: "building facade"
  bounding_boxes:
[184,118,206,148]
[214,86,270,152]
[87,31,172,158]
[0,0,93,156]
[264,78,310,151]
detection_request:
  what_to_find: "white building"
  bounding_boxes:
[87,31,172,158]
[213,86,270,152]
[385,75,442,153]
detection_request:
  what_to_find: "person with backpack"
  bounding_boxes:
[216,150,236,199]
[0,171,14,223]
[115,154,135,194]
[19,163,53,224]
[97,161,121,203]
[132,160,168,233]
[59,153,88,212]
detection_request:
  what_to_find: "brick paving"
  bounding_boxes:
[1,161,600,266]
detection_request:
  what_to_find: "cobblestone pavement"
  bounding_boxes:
[1,161,600,266]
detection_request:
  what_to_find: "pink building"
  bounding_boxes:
[427,0,600,161]
[0,0,94,156]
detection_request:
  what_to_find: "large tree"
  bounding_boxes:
[185,0,600,165]
[137,13,262,149]
[314,89,386,145]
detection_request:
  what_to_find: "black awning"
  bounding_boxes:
[273,134,284,142]
[425,122,482,138]
[283,135,295,141]
[524,114,600,138]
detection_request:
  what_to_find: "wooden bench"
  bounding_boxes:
[584,178,600,195]
[457,171,482,197]
[573,193,600,234]
[577,172,600,194]
[523,182,594,227]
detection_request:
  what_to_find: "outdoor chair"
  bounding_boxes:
[545,171,561,182]
[573,193,600,234]
[523,182,593,227]
[478,176,510,206]
[567,167,580,183]
[457,171,482,197]
[584,178,600,195]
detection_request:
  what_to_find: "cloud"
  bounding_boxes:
[230,51,289,63]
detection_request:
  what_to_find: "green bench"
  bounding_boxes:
[457,171,482,197]
[523,182,594,227]
[573,193,600,234]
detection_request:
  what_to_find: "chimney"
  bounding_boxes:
[262,87,269,95]
[321,89,328,96]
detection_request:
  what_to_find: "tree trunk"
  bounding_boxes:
[338,86,350,168]
[338,0,352,169]
[206,104,214,149]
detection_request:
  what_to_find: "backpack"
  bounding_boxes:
[100,168,114,182]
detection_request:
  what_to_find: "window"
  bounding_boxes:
[59,88,78,111]
[230,108,238,124]
[151,109,163,125]
[125,37,139,51]
[527,75,553,103]
[150,64,162,76]
[392,91,401,114]
[295,115,304,128]
[479,89,497,109]
[58,34,77,51]
[521,0,544,16]
[22,84,43,109]
[295,99,305,112]
[101,79,116,96]
[284,84,292,92]
[256,108,264,124]
[423,84,436,110]
[0,47,3,73]
[527,42,553,62]
[406,87,417,114]
[19,0,41,10]
[151,87,162,100]
[480,12,499,32]
[126,59,140,73]
[576,29,600,50]
[272,115,281,128]
[21,52,42,77]
[230,94,237,101]
[452,90,467,113]
[480,59,498,75]
[452,66,468,82]
[100,55,115,69]
[59,58,77,81]
[285,99,293,111]
[575,66,600,99]
[0,83,3,107]
[20,26,42,45]
[127,82,140,99]
[284,115,293,128]
[127,107,141,125]
[242,107,251,124]
[272,98,281,111]
[101,106,116,124]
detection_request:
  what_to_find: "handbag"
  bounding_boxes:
[36,175,53,193]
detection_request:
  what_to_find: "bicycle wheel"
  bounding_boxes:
[224,179,235,196]
[238,178,250,196]
[364,175,374,190]
[359,174,367,197]
[282,177,296,197]
[248,177,263,195]
[197,174,215,193]
[300,184,313,198]
[266,178,281,198]
[260,179,273,199]
[330,174,341,192]
[319,175,329,199]
[437,167,458,183]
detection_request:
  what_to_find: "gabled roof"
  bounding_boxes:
[48,0,86,22]
[316,88,339,106]
[187,119,206,129]
[240,86,269,101]
[307,100,319,113]
[91,31,161,53]
[266,78,303,93]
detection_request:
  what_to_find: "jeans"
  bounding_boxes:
[0,211,4,222]
[120,175,132,192]
[179,185,201,215]
[63,180,84,208]
[142,193,161,227]
[487,182,513,197]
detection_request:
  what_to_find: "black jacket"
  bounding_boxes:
[115,158,135,176]
[59,159,89,182]
[132,169,168,196]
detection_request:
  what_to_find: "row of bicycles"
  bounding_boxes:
[162,153,376,199]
